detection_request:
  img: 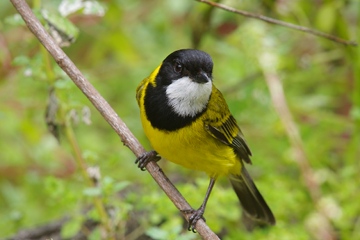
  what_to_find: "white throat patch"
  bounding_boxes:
[166,76,212,117]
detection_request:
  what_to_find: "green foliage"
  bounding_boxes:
[0,0,359,239]
[61,216,84,238]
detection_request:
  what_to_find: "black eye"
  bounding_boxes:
[173,62,183,73]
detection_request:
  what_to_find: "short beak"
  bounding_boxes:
[193,71,211,84]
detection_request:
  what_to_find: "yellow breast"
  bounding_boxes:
[141,112,240,177]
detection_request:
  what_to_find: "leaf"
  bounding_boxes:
[88,227,102,240]
[44,176,65,198]
[59,0,106,17]
[113,181,131,192]
[82,187,102,197]
[41,9,79,47]
[146,227,169,240]
[350,107,360,121]
[59,0,84,16]
[4,14,25,26]
[315,2,339,32]
[54,78,73,89]
[12,55,30,66]
[61,217,83,239]
[102,176,130,195]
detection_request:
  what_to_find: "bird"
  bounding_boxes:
[135,49,275,232]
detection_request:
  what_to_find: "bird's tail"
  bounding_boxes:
[229,166,275,230]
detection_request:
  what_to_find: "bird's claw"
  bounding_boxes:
[182,208,206,232]
[135,151,160,171]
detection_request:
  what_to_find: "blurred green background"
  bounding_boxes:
[0,0,359,239]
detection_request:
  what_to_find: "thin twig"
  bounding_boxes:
[262,71,321,202]
[64,119,114,238]
[260,66,336,240]
[9,0,219,239]
[197,0,357,46]
[10,216,99,240]
[10,217,70,239]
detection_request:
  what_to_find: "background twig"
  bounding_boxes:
[197,0,357,46]
[260,65,336,240]
[9,0,219,239]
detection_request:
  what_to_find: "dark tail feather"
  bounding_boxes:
[229,166,275,230]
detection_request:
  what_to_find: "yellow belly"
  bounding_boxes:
[141,113,241,177]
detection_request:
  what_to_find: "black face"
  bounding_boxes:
[144,49,214,131]
[156,49,214,86]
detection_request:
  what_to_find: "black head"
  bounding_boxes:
[156,49,213,86]
[144,49,214,131]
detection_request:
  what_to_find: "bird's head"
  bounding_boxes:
[157,49,213,85]
[155,49,214,117]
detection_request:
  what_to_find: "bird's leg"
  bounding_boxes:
[135,150,161,171]
[183,177,217,232]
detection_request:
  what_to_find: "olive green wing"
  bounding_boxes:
[204,87,252,164]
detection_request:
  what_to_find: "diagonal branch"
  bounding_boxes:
[197,0,357,46]
[9,0,219,239]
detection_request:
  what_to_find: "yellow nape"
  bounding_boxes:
[136,65,161,105]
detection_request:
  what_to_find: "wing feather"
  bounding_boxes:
[204,86,252,164]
